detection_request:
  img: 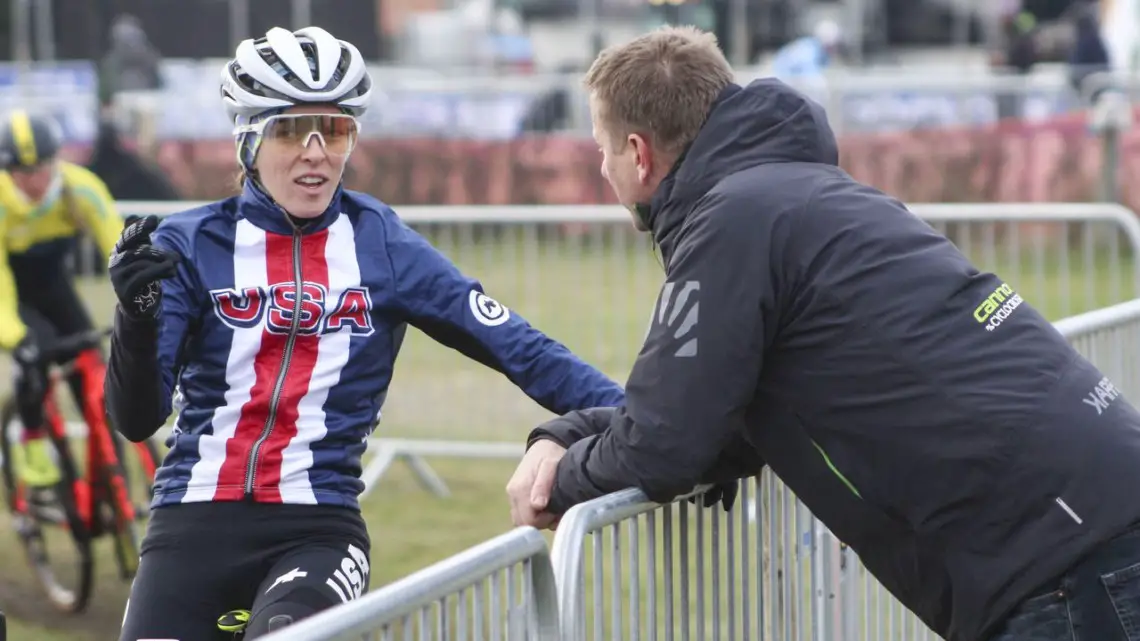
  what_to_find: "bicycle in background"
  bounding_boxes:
[0,328,162,612]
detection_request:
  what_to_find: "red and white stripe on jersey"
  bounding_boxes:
[183,215,360,504]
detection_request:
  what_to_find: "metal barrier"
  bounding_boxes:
[1055,298,1140,401]
[546,298,1140,641]
[549,478,842,641]
[782,70,1082,135]
[913,203,1140,319]
[259,527,560,641]
[93,201,1140,497]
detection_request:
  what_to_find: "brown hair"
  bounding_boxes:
[233,168,248,194]
[583,26,734,156]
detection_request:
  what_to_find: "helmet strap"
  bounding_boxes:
[236,131,261,174]
[233,108,285,175]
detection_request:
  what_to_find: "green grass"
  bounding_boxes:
[0,224,1134,639]
[4,618,88,641]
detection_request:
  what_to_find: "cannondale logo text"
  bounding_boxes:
[973,282,1024,332]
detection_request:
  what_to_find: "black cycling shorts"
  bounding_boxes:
[118,501,371,641]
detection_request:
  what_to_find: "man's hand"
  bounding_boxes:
[507,439,566,530]
[688,481,740,512]
[109,215,180,319]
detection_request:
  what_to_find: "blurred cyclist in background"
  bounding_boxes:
[0,110,123,505]
[105,25,624,640]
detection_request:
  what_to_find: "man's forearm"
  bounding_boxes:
[527,407,616,449]
[105,307,167,442]
[547,435,611,513]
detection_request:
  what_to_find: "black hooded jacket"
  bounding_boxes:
[530,78,1140,641]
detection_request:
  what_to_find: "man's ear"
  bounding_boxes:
[628,133,654,183]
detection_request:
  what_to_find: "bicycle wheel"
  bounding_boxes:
[0,394,94,613]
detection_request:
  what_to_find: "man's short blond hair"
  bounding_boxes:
[584,26,734,155]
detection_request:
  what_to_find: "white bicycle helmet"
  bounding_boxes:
[220,26,372,122]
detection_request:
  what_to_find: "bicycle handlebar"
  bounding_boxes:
[38,328,113,362]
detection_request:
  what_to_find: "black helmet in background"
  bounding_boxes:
[0,110,62,170]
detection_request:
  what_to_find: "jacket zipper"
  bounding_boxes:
[244,226,304,497]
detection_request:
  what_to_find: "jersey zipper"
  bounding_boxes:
[244,226,304,497]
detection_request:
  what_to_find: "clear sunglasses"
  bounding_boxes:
[233,113,361,156]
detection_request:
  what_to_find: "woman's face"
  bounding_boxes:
[253,105,358,219]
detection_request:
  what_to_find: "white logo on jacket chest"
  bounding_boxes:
[210,281,374,336]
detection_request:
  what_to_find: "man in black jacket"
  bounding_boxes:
[505,25,1140,641]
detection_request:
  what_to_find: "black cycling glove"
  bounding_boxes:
[109,215,181,319]
[688,481,740,512]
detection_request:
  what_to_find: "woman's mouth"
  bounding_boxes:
[295,175,328,193]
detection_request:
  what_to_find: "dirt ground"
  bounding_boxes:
[0,458,529,641]
[0,531,130,640]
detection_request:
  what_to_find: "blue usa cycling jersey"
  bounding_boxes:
[105,181,625,510]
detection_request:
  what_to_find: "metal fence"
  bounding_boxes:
[260,526,560,641]
[1055,298,1140,401]
[103,201,1140,497]
[258,298,1140,641]
[550,477,846,641]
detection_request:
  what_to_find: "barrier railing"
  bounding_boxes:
[260,526,560,641]
[257,298,1140,641]
[1055,298,1140,401]
[114,201,1140,324]
[89,201,1140,499]
[549,477,839,641]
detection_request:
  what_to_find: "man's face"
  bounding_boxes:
[10,161,57,202]
[590,95,657,231]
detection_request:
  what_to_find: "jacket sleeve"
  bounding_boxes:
[0,217,27,350]
[543,195,776,512]
[385,218,625,415]
[70,174,125,263]
[528,407,615,448]
[105,223,198,442]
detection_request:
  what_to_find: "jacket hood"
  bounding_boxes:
[645,78,839,247]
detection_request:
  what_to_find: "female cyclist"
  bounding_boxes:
[105,26,624,641]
